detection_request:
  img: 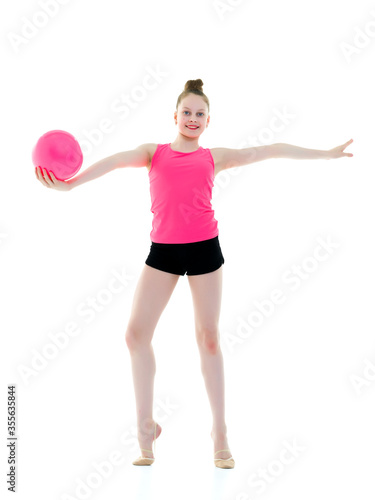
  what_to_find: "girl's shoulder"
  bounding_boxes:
[143,143,159,172]
[146,143,178,171]
[148,143,159,158]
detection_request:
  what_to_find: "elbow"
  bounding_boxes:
[271,143,282,159]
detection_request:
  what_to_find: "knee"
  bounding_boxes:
[125,327,148,351]
[125,329,135,350]
[196,326,220,354]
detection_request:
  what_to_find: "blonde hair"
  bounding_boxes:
[176,79,210,113]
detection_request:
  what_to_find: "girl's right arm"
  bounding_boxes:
[35,144,150,191]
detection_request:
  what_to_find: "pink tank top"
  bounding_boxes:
[148,143,219,243]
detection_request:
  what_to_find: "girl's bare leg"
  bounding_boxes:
[125,264,180,457]
[187,266,232,460]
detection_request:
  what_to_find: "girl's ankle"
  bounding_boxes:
[211,424,227,437]
[137,419,156,437]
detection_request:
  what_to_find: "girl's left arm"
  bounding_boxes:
[212,139,353,174]
[273,138,354,160]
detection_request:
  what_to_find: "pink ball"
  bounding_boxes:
[32,130,83,181]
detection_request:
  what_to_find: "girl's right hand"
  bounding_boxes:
[35,166,72,191]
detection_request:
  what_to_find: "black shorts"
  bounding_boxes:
[145,236,225,276]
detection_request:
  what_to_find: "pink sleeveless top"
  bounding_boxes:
[148,143,219,243]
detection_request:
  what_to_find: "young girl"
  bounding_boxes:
[35,79,353,469]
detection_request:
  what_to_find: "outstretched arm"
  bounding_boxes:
[273,139,354,160]
[66,144,151,189]
[212,139,353,174]
[35,152,125,191]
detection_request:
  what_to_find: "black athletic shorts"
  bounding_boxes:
[145,235,225,276]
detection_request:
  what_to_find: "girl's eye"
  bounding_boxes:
[183,111,204,116]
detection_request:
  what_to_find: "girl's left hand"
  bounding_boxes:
[327,139,354,159]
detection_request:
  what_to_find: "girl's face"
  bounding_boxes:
[174,95,210,138]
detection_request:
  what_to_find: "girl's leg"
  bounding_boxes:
[125,264,180,457]
[187,266,232,460]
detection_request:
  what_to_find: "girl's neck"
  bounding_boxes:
[170,136,200,153]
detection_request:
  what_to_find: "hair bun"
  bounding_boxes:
[176,78,209,113]
[184,79,204,92]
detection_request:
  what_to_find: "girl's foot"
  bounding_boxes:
[137,421,162,459]
[211,427,232,460]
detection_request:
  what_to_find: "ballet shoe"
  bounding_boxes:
[132,422,158,466]
[214,449,235,469]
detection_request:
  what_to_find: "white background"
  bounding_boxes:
[1,0,374,499]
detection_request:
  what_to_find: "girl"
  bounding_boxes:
[35,79,353,469]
